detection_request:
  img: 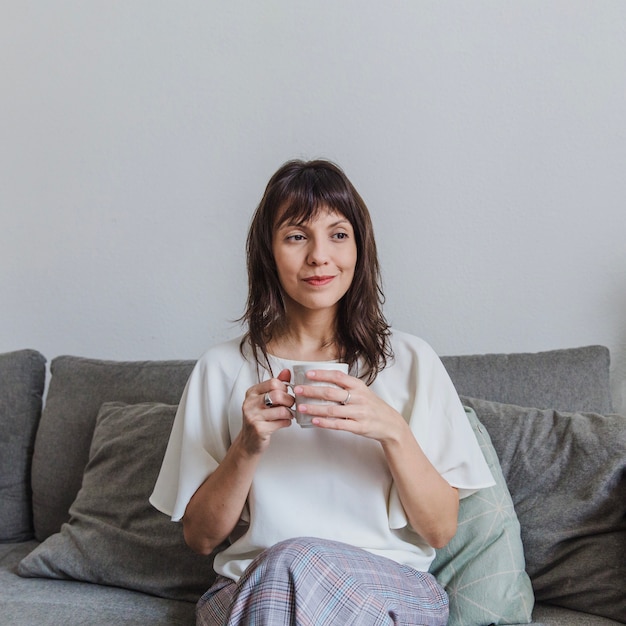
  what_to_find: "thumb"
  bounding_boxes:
[277,368,292,383]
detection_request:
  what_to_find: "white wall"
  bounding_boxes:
[2,1,625,412]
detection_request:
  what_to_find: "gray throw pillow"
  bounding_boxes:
[31,355,195,541]
[461,396,626,623]
[0,349,46,542]
[430,407,534,625]
[18,402,217,601]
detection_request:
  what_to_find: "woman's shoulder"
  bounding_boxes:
[194,334,250,378]
[388,328,440,362]
[198,334,245,360]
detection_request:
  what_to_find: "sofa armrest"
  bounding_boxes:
[0,349,47,541]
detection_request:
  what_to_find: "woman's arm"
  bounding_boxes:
[379,422,459,548]
[182,434,261,555]
[182,369,294,554]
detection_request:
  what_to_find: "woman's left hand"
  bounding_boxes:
[297,368,459,548]
[294,369,408,444]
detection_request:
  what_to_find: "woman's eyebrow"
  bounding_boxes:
[276,219,304,230]
[277,217,350,230]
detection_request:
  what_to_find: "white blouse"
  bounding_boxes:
[150,330,494,581]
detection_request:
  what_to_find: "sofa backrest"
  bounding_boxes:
[441,345,613,414]
[29,344,614,541]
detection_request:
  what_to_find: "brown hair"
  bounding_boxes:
[240,159,392,384]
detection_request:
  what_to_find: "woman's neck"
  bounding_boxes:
[267,309,338,362]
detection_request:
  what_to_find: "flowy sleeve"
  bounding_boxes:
[150,346,240,521]
[387,334,495,530]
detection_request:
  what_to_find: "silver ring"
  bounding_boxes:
[340,391,351,406]
[264,392,273,407]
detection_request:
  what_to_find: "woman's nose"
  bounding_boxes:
[306,240,329,265]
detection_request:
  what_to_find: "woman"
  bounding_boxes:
[150,159,494,625]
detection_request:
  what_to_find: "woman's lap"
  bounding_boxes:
[196,537,448,626]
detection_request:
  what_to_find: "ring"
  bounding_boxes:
[264,392,273,407]
[340,391,351,406]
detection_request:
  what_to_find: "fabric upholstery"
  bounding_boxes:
[1,541,196,626]
[430,407,534,625]
[3,345,622,625]
[19,402,217,601]
[461,397,626,623]
[30,355,195,540]
[0,349,46,542]
[531,603,624,626]
[442,345,612,413]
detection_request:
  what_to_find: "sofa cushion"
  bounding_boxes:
[0,349,46,542]
[2,542,196,626]
[19,401,217,601]
[31,355,195,541]
[461,397,626,623]
[430,407,534,625]
[531,603,625,626]
[442,345,613,413]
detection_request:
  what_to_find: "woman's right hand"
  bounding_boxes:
[183,367,294,554]
[240,368,295,454]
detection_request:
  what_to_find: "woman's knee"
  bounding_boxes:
[254,536,322,570]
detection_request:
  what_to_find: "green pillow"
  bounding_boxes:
[430,407,534,625]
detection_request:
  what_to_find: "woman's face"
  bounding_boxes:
[272,207,357,318]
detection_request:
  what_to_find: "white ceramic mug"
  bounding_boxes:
[291,362,349,428]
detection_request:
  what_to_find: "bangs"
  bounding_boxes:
[272,165,356,229]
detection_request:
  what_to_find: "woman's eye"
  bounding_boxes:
[333,232,349,240]
[287,234,305,241]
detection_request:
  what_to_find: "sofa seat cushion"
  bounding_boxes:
[1,542,195,626]
[0,349,46,542]
[462,397,626,623]
[18,402,217,602]
[531,603,624,626]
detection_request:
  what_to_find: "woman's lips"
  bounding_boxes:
[303,275,335,286]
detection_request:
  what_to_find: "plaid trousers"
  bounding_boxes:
[196,537,448,626]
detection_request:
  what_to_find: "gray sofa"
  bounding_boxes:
[1,345,624,625]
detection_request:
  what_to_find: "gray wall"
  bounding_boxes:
[2,1,625,411]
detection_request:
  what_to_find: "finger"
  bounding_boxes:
[263,388,295,409]
[277,368,292,383]
[246,376,286,400]
[244,400,294,424]
[296,401,351,420]
[294,384,349,404]
[305,369,350,385]
[260,373,296,407]
[262,406,295,421]
[266,376,291,392]
[311,415,353,431]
